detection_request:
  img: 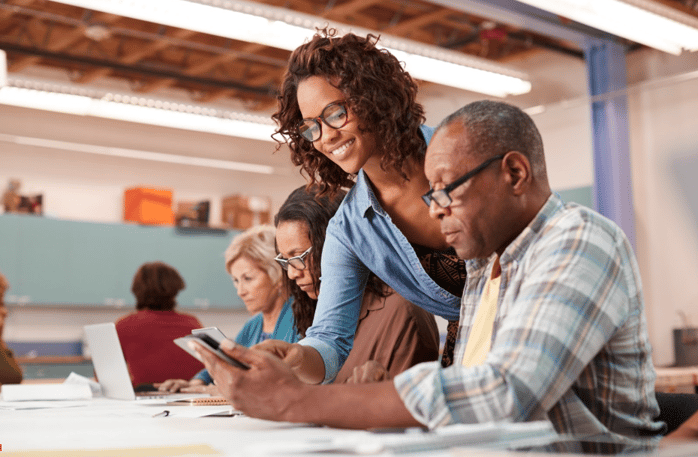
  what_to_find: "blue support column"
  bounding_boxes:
[584,39,636,249]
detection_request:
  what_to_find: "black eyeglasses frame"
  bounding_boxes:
[297,102,349,142]
[421,154,506,208]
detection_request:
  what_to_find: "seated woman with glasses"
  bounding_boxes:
[274,185,439,383]
[258,28,466,384]
[157,225,299,393]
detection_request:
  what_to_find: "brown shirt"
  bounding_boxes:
[0,344,23,385]
[334,288,440,384]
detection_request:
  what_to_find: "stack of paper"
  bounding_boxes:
[1,383,92,402]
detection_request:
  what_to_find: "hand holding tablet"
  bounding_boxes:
[174,327,250,370]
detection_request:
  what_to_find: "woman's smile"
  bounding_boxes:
[330,139,355,157]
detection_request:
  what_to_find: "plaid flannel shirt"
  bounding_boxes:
[394,194,664,441]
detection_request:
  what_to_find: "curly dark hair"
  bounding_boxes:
[272,28,427,197]
[131,261,185,311]
[275,185,389,336]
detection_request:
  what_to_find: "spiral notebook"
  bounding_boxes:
[167,396,230,406]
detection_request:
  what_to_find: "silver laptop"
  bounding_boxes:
[83,323,206,401]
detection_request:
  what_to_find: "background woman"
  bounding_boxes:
[115,261,203,386]
[158,225,298,392]
[275,186,439,383]
[265,28,465,383]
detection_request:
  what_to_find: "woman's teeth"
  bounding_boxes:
[332,139,354,156]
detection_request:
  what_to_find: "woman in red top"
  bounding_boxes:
[115,261,203,387]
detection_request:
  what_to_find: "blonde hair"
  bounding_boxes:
[224,225,282,286]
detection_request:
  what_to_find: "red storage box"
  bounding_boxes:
[123,187,175,225]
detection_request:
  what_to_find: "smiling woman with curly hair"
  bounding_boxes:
[261,28,466,385]
[274,30,426,196]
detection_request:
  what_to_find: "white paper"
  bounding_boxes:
[64,371,102,396]
[0,400,90,410]
[1,383,92,401]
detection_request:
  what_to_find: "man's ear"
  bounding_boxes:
[502,151,531,196]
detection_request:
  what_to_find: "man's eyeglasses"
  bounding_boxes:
[422,154,505,208]
[298,102,349,142]
[275,246,313,271]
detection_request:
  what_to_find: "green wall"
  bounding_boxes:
[555,185,593,209]
[0,185,593,308]
[0,214,243,309]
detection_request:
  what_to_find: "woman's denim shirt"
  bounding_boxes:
[299,126,461,383]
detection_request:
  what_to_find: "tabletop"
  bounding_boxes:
[2,396,698,456]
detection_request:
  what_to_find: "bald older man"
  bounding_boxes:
[194,101,664,442]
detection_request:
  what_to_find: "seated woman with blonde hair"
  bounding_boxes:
[158,225,298,393]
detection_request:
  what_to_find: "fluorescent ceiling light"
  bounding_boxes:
[0,78,277,142]
[515,0,698,55]
[47,0,531,97]
[0,132,282,175]
[388,49,531,97]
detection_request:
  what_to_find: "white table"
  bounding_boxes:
[2,397,698,456]
[0,398,438,456]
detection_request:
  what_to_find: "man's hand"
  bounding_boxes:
[192,339,308,422]
[345,360,389,384]
[156,378,205,393]
[253,340,305,369]
[252,339,325,384]
[193,339,420,429]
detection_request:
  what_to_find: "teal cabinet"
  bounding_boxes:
[0,214,243,309]
[19,358,95,380]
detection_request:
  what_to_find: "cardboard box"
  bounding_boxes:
[222,195,270,229]
[176,200,210,227]
[123,187,174,225]
[176,201,198,222]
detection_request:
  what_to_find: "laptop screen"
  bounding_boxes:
[83,322,137,400]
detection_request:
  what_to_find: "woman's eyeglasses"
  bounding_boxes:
[275,246,313,271]
[298,102,349,142]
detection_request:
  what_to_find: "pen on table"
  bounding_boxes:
[152,410,170,418]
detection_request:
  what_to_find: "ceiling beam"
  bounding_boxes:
[0,41,278,97]
[321,0,383,19]
[7,11,121,71]
[197,69,280,104]
[74,28,198,83]
[134,42,270,93]
[380,7,456,43]
[383,7,454,35]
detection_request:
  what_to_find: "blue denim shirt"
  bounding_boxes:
[300,126,461,382]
